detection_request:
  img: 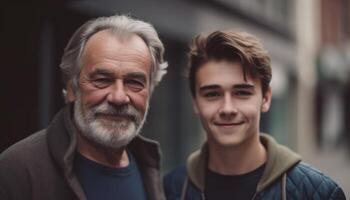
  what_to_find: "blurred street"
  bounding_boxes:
[303,143,350,198]
[1,0,349,198]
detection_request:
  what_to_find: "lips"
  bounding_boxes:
[95,113,134,122]
[214,121,244,126]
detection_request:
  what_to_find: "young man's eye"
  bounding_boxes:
[203,91,221,99]
[91,78,113,88]
[125,79,145,92]
[235,90,252,97]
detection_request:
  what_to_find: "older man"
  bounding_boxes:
[0,15,167,200]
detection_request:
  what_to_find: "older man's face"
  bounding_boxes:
[70,30,152,148]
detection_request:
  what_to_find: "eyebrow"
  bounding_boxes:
[199,83,255,93]
[124,72,147,83]
[88,69,147,82]
[233,84,254,89]
[88,68,114,78]
[199,85,221,93]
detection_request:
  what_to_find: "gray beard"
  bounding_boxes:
[73,92,149,149]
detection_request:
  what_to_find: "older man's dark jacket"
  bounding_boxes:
[0,105,165,200]
[164,134,346,200]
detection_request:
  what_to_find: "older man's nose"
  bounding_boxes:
[107,80,130,105]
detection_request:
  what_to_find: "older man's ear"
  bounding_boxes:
[66,81,76,102]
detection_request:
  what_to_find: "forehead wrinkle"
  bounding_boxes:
[112,53,151,66]
[80,52,151,79]
[82,31,151,68]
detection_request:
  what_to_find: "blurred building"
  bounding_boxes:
[1,1,349,195]
[1,0,298,170]
[296,0,350,196]
[315,0,350,149]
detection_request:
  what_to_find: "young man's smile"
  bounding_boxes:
[193,60,272,148]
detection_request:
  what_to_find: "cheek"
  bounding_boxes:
[80,87,109,108]
[129,91,149,113]
[241,103,262,121]
[196,102,218,120]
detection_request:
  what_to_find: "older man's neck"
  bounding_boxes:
[76,133,129,168]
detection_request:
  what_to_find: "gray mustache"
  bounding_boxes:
[93,104,140,122]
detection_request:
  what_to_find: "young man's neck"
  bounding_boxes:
[76,132,130,168]
[208,134,266,175]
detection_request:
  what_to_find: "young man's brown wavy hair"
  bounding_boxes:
[188,30,272,97]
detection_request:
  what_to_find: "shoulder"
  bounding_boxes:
[0,129,49,182]
[286,162,346,199]
[0,129,48,164]
[0,130,50,198]
[163,165,188,200]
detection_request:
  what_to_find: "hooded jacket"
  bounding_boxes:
[0,104,165,200]
[164,134,345,200]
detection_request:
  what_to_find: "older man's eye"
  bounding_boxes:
[91,78,113,88]
[125,79,145,92]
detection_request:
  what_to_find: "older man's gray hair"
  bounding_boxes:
[60,14,168,99]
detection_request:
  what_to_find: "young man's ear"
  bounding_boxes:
[261,86,272,113]
[66,81,76,102]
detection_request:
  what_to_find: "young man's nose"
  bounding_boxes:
[219,94,238,117]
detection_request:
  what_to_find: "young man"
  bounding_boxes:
[164,31,345,199]
[0,15,167,200]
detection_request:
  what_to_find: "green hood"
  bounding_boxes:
[186,133,302,192]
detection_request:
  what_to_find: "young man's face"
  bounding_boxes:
[192,60,271,149]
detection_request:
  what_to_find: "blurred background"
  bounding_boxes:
[1,0,349,197]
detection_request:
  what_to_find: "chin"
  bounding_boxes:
[211,132,248,147]
[217,140,244,148]
[87,121,138,149]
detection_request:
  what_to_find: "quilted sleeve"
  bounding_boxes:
[329,186,346,200]
[286,162,347,200]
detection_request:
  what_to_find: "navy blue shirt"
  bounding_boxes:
[74,151,147,200]
[205,164,265,200]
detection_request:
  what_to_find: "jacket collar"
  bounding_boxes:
[46,103,164,200]
[186,133,302,192]
[257,134,301,192]
[46,103,84,199]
